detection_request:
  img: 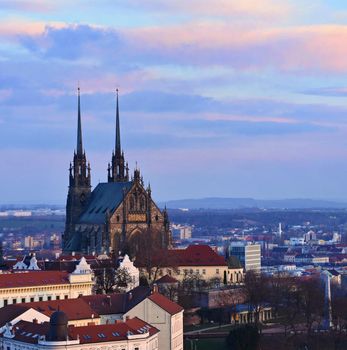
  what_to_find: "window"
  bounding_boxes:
[155,215,159,221]
[196,269,199,274]
[30,297,34,302]
[216,269,220,274]
[21,298,25,303]
[39,297,43,302]
[12,299,17,304]
[47,296,51,301]
[64,295,68,299]
[56,296,60,300]
[202,269,206,275]
[4,299,8,306]
[117,215,120,222]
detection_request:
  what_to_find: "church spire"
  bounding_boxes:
[108,89,129,183]
[69,86,91,189]
[77,86,83,156]
[115,88,121,155]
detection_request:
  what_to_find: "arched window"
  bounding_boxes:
[129,196,135,211]
[140,195,146,211]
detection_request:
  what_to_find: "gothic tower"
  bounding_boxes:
[63,87,91,250]
[108,89,129,182]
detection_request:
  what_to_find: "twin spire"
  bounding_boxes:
[74,87,129,184]
[76,87,83,156]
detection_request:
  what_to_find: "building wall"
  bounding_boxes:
[125,299,183,350]
[0,282,93,308]
[152,265,229,283]
[2,334,159,350]
[230,244,261,272]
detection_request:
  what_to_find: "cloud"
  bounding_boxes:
[301,87,347,97]
[10,22,347,74]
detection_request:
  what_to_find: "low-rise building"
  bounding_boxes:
[136,245,231,284]
[0,257,93,308]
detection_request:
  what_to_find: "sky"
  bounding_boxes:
[2,1,347,203]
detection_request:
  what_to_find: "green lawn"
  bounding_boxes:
[184,338,227,350]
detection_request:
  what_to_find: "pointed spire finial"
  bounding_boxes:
[76,85,83,156]
[115,88,121,155]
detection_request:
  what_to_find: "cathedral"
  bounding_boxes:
[63,89,171,256]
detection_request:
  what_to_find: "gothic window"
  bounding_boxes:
[116,215,120,222]
[140,195,146,211]
[155,214,159,221]
[129,196,135,211]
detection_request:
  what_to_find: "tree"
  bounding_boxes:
[177,271,207,309]
[114,267,132,292]
[243,271,269,327]
[299,278,324,333]
[134,228,177,284]
[94,267,116,294]
[226,325,260,350]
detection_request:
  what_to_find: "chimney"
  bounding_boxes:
[153,283,158,293]
[128,292,132,301]
[33,318,38,324]
[72,251,75,257]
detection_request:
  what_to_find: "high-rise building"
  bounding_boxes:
[63,89,171,256]
[229,242,261,271]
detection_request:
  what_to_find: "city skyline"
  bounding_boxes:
[2,1,347,203]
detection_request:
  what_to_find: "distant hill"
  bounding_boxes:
[160,197,347,210]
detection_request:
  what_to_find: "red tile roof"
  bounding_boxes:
[81,286,152,315]
[148,292,183,315]
[4,318,158,345]
[26,298,99,320]
[136,245,227,267]
[0,299,99,327]
[0,305,30,328]
[69,317,159,344]
[9,320,50,344]
[0,271,70,289]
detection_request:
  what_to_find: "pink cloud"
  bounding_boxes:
[0,19,65,36]
[123,23,347,72]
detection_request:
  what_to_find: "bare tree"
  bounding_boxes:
[94,267,116,294]
[243,271,269,327]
